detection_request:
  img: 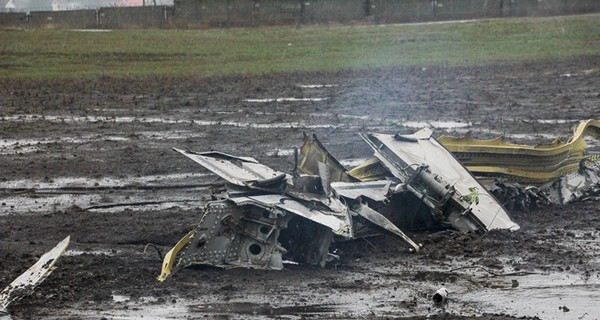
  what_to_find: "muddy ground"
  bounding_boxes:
[1,56,600,319]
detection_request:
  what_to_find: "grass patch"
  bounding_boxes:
[1,14,599,79]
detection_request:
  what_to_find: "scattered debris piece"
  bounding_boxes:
[0,236,70,316]
[541,155,600,204]
[432,287,448,304]
[488,181,551,211]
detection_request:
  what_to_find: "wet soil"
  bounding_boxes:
[1,56,600,319]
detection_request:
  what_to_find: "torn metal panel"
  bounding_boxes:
[229,194,352,238]
[438,119,600,184]
[173,148,286,187]
[347,157,390,181]
[286,175,348,214]
[350,202,421,252]
[176,147,346,214]
[298,132,357,182]
[318,161,334,196]
[328,181,421,251]
[0,236,70,313]
[299,133,388,182]
[331,181,391,203]
[360,129,519,232]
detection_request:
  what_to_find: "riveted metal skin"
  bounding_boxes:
[178,200,289,270]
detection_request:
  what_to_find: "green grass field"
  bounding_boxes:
[1,14,599,79]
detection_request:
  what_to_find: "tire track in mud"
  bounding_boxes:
[2,113,591,156]
[0,173,212,215]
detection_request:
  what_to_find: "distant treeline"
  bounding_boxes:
[1,0,599,29]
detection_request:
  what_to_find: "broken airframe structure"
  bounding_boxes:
[158,128,519,281]
[439,119,600,207]
[159,119,600,279]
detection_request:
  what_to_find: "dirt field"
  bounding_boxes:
[1,55,600,319]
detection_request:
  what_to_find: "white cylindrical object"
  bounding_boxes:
[432,287,448,304]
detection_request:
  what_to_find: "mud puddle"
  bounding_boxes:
[47,290,415,319]
[402,120,472,129]
[65,249,118,256]
[1,131,207,155]
[189,302,339,317]
[1,188,206,215]
[1,173,212,189]
[1,114,337,130]
[456,272,600,320]
[297,84,337,88]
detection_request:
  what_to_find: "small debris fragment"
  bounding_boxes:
[559,305,570,312]
[432,287,448,304]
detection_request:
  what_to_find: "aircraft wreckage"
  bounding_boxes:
[0,237,70,319]
[159,120,600,280]
[439,119,600,206]
[158,128,519,280]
